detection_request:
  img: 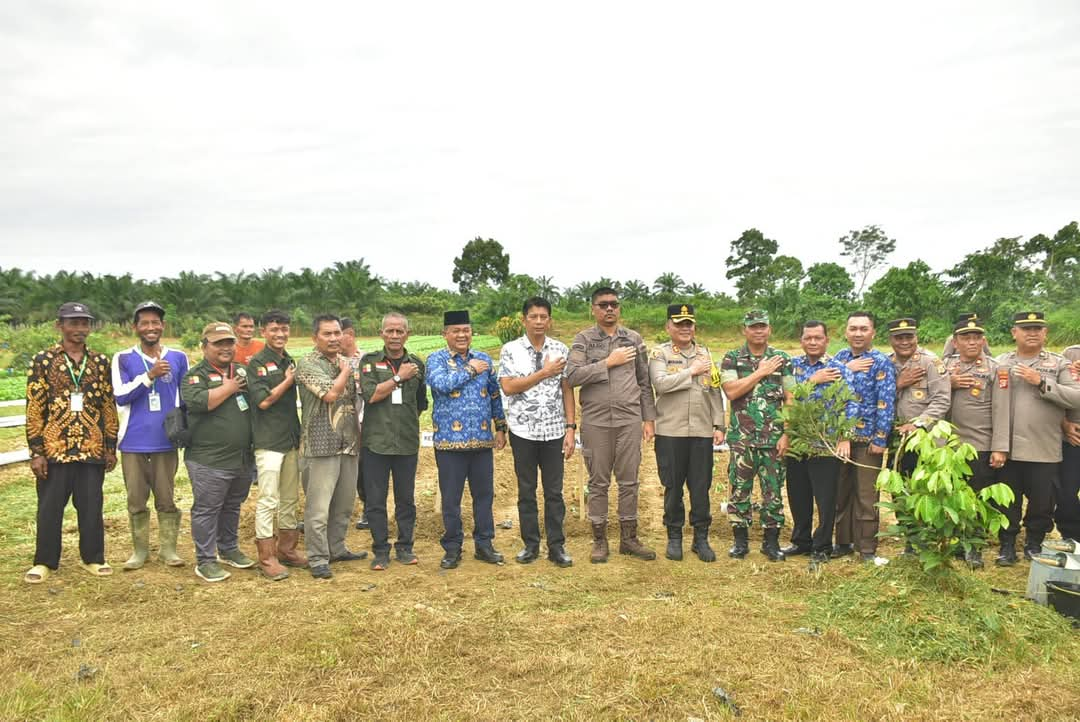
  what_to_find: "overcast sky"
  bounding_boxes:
[2,2,1078,294]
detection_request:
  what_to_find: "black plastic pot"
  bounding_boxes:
[1046,580,1080,622]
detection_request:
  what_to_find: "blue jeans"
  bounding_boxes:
[435,449,495,554]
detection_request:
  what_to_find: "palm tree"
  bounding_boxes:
[652,272,685,301]
[684,282,707,298]
[622,279,650,302]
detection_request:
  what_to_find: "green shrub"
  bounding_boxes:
[491,316,524,344]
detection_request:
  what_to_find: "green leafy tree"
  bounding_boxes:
[839,224,897,298]
[804,262,854,300]
[452,237,510,294]
[1026,221,1080,305]
[621,279,650,302]
[945,237,1035,339]
[725,228,778,304]
[877,422,1014,572]
[863,260,950,330]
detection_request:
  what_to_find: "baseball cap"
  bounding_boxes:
[58,302,94,320]
[202,322,237,343]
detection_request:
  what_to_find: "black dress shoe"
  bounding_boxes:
[516,546,540,564]
[440,551,462,570]
[474,545,505,565]
[830,544,854,558]
[810,550,830,564]
[355,513,370,530]
[331,550,369,562]
[781,544,812,557]
[547,547,573,568]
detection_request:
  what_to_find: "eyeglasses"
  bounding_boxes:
[594,301,620,310]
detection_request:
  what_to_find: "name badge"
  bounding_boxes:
[391,387,403,405]
[70,393,84,412]
[236,394,249,411]
[148,392,162,412]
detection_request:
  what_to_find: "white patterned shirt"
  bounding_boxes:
[498,335,569,441]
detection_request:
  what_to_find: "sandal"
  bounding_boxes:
[80,562,113,577]
[24,564,49,584]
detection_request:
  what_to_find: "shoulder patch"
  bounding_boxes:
[187,376,201,385]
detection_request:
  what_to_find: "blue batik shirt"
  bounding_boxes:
[790,354,859,420]
[427,347,506,451]
[832,347,897,445]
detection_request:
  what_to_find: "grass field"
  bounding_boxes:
[2,439,1079,721]
[2,330,1078,720]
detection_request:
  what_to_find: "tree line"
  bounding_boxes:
[1,223,1078,343]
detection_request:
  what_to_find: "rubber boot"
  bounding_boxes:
[124,511,150,571]
[729,525,749,559]
[277,528,308,568]
[618,520,656,560]
[665,528,683,561]
[590,522,609,564]
[256,537,289,581]
[691,525,716,563]
[157,511,185,567]
[761,527,786,562]
[995,535,1018,567]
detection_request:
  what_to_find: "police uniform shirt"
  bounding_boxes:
[890,350,951,426]
[993,349,1080,462]
[648,341,725,438]
[566,325,657,428]
[943,352,1009,453]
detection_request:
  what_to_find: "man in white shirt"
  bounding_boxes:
[498,297,577,567]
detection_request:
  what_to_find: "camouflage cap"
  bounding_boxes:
[743,309,769,326]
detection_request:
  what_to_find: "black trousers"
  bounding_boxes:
[968,451,999,494]
[785,456,839,552]
[355,455,366,505]
[1056,443,1080,541]
[434,449,495,554]
[509,432,566,550]
[654,435,713,532]
[362,449,417,555]
[999,460,1056,540]
[35,461,106,569]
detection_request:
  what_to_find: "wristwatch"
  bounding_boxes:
[565,423,577,430]
[392,374,402,386]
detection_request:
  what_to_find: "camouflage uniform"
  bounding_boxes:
[720,344,795,528]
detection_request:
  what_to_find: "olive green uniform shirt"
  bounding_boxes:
[247,347,300,453]
[943,353,1010,453]
[994,349,1080,463]
[358,348,428,456]
[890,351,951,427]
[180,359,253,470]
[649,341,725,438]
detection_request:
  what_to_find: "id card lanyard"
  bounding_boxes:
[65,352,87,412]
[141,350,162,412]
[388,356,404,405]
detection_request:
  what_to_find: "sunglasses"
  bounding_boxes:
[594,301,620,310]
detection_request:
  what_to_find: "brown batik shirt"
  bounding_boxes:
[26,344,119,463]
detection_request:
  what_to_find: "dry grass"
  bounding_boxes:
[2,446,1079,721]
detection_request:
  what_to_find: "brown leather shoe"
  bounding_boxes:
[276,528,308,568]
[256,537,289,581]
[618,520,656,560]
[590,522,609,564]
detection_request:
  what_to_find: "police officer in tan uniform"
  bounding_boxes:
[566,286,658,563]
[992,312,1080,564]
[649,303,726,563]
[943,313,1010,568]
[1058,345,1080,542]
[887,317,951,476]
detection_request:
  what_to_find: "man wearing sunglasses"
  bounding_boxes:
[566,287,657,563]
[498,297,576,567]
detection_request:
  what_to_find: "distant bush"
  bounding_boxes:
[492,316,524,343]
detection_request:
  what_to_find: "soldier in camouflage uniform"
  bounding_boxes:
[720,310,795,561]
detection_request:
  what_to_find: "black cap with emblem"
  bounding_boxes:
[1013,311,1047,327]
[667,304,695,322]
[132,301,166,323]
[953,312,985,334]
[887,317,917,335]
